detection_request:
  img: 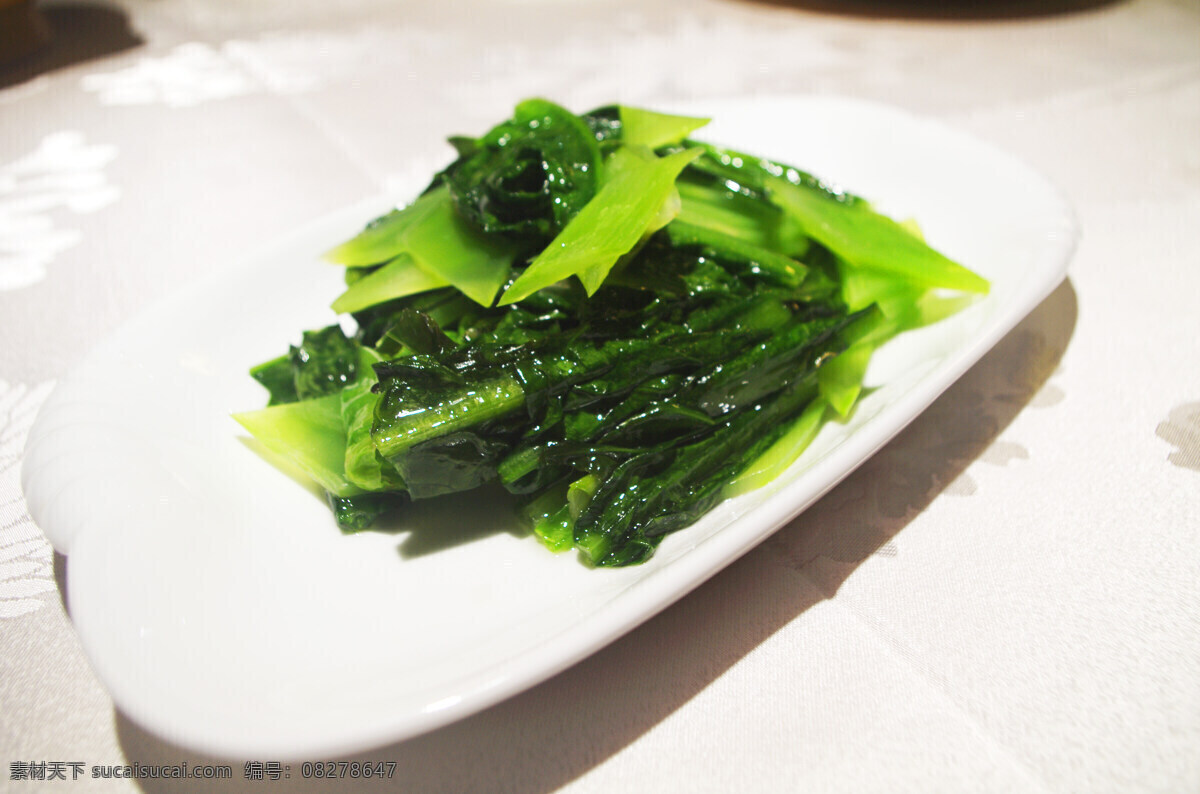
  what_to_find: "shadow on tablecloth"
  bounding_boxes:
[0,1,142,90]
[733,0,1125,20]
[113,278,1078,793]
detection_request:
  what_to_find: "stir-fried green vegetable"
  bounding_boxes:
[234,100,987,566]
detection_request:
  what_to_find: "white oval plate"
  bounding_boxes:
[23,96,1077,759]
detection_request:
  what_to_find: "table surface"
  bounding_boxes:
[2,0,1198,791]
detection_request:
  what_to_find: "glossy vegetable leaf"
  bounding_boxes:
[328,492,406,532]
[290,325,359,401]
[674,179,784,248]
[817,341,874,417]
[402,191,518,306]
[769,176,989,294]
[341,347,405,493]
[499,145,702,304]
[323,189,445,267]
[371,363,526,462]
[249,355,299,406]
[525,484,575,552]
[444,98,601,244]
[331,187,516,311]
[619,105,710,149]
[725,397,829,496]
[666,220,807,287]
[574,377,823,566]
[331,254,450,314]
[234,394,360,497]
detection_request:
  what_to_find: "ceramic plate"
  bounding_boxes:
[22,96,1077,759]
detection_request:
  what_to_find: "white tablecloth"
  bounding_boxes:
[2,0,1197,791]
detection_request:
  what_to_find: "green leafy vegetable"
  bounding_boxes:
[499,145,701,303]
[328,187,517,309]
[770,177,989,294]
[236,99,988,565]
[619,105,710,149]
[443,98,601,246]
[234,394,359,497]
[330,254,450,315]
[249,355,299,406]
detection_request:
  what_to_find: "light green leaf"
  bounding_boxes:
[771,179,990,294]
[234,394,359,497]
[499,145,702,304]
[818,342,875,417]
[331,253,449,314]
[725,398,829,496]
[620,105,710,149]
[329,186,516,311]
[402,192,517,306]
[323,189,444,266]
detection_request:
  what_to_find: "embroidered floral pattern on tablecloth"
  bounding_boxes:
[82,42,259,107]
[1157,401,1200,473]
[0,133,118,291]
[79,14,848,110]
[0,381,57,619]
[79,35,452,107]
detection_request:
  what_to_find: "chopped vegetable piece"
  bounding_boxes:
[444,98,601,245]
[323,189,443,267]
[289,326,359,402]
[769,176,988,294]
[234,394,359,497]
[331,254,450,314]
[499,145,701,303]
[619,105,710,149]
[330,187,517,309]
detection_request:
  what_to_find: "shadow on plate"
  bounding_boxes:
[0,1,142,90]
[733,0,1125,20]
[235,438,527,558]
[374,481,530,559]
[114,279,1077,793]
